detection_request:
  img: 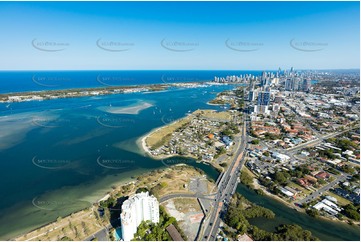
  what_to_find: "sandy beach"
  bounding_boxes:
[136,111,202,163]
[99,101,153,115]
[136,127,163,159]
[136,114,186,160]
[12,175,139,241]
[206,101,227,106]
[137,131,196,161]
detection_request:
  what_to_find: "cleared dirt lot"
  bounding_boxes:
[163,198,204,240]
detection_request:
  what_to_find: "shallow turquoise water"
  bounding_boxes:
[115,228,122,241]
[0,85,234,239]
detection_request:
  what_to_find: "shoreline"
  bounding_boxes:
[13,164,209,241]
[137,126,165,160]
[206,101,226,106]
[99,101,154,115]
[12,177,138,241]
[137,124,198,162]
[137,113,193,160]
[0,81,225,103]
[137,110,223,164]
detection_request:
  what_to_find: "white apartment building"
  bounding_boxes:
[120,192,159,241]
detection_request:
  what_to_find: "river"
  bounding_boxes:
[193,160,360,241]
[163,156,360,241]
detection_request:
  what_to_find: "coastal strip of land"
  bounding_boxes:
[0,82,213,103]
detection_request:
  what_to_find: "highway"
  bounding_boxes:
[199,114,249,241]
[197,94,358,240]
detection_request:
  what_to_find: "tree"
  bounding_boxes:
[340,165,356,174]
[243,205,275,219]
[350,173,360,182]
[222,129,233,136]
[273,224,318,241]
[306,208,319,218]
[273,171,290,185]
[264,132,281,140]
[343,204,360,221]
[60,236,73,241]
[99,196,117,208]
[133,206,185,241]
[250,226,272,240]
[136,187,149,193]
[318,149,337,159]
[251,139,260,145]
[239,171,253,187]
[302,203,309,209]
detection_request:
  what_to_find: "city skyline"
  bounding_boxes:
[0,1,359,70]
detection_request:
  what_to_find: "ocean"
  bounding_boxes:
[0,70,262,94]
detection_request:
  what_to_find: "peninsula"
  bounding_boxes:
[0,82,212,103]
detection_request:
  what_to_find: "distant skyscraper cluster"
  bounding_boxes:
[216,67,312,117]
[283,67,311,92]
[260,71,279,87]
[285,78,311,92]
[247,67,312,116]
[120,192,159,241]
[214,74,255,83]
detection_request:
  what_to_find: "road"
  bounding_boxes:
[86,110,248,242]
[160,193,215,203]
[199,114,249,241]
[199,111,356,240]
[297,173,348,204]
[285,127,358,153]
[84,224,112,241]
[284,101,322,139]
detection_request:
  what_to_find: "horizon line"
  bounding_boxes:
[0,68,359,72]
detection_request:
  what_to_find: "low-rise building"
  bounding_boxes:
[271,152,290,163]
[280,187,294,197]
[315,171,330,180]
[313,201,338,216]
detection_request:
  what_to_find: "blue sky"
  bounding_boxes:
[0,1,359,70]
